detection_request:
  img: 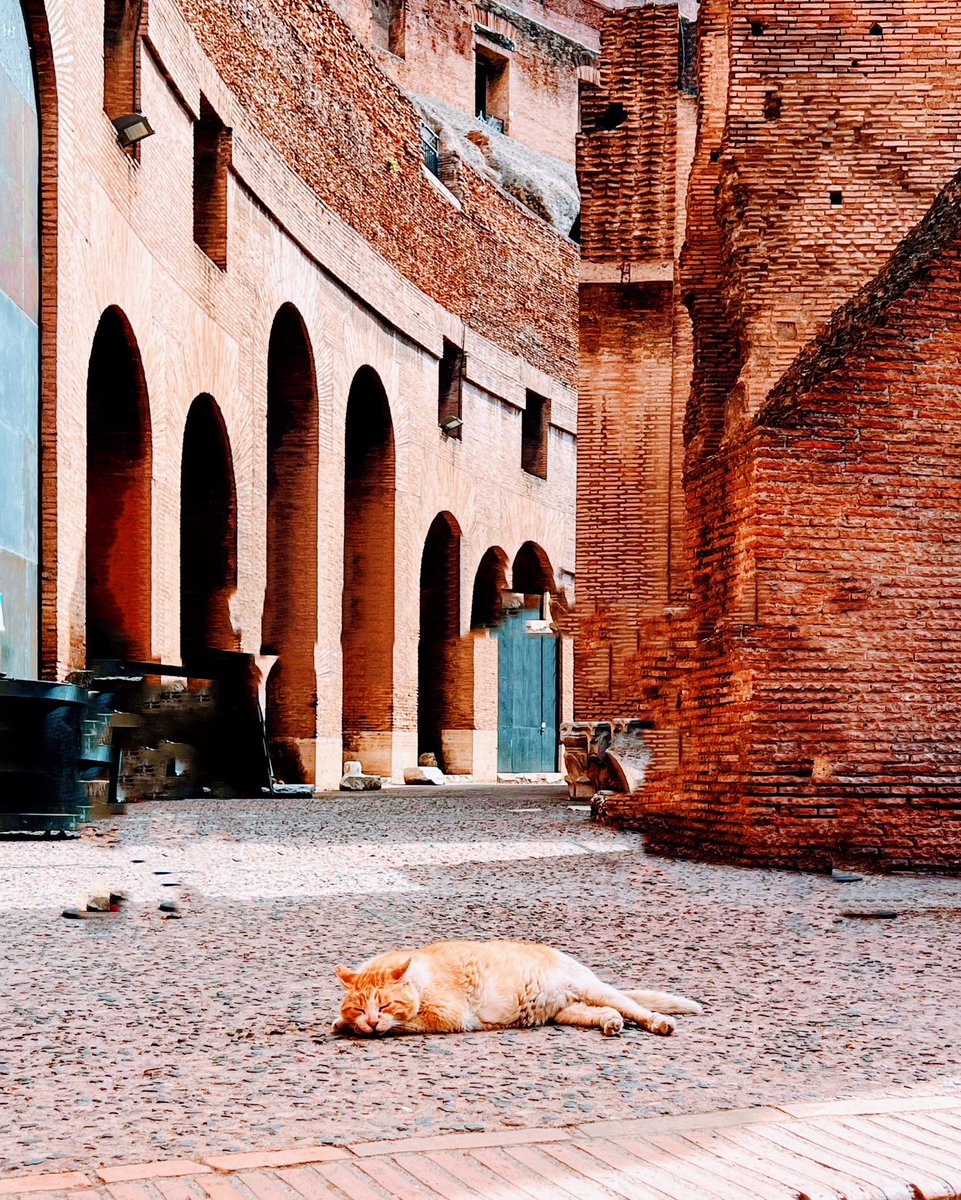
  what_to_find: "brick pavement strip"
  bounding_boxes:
[5,1097,961,1200]
[97,1165,212,1185]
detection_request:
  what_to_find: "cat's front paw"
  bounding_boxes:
[330,1018,350,1036]
[601,1013,624,1037]
[650,1013,676,1036]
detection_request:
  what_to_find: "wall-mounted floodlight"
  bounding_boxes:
[440,415,464,436]
[112,113,155,148]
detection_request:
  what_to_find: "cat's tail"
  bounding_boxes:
[624,989,703,1016]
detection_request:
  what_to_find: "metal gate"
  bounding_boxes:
[497,606,559,773]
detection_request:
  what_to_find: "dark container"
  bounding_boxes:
[0,679,92,833]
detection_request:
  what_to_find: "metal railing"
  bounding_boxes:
[421,123,441,176]
[477,111,505,134]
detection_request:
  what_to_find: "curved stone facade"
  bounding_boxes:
[21,0,585,784]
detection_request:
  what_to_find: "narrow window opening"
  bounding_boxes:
[678,17,698,95]
[709,148,722,162]
[829,189,843,207]
[438,340,465,439]
[763,91,782,120]
[869,22,883,35]
[372,0,405,56]
[475,45,509,133]
[750,20,765,36]
[104,0,146,154]
[521,390,550,480]
[193,96,232,269]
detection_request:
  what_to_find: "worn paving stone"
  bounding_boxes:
[1,785,960,1176]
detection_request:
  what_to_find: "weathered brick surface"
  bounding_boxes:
[575,1,961,868]
[575,7,695,721]
[331,0,606,165]
[176,0,579,384]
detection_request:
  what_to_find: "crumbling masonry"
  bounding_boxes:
[573,0,961,870]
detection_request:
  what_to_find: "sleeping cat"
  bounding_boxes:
[331,939,702,1038]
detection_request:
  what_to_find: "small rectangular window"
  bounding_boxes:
[521,390,549,479]
[475,45,509,133]
[372,0,405,56]
[438,340,465,438]
[194,96,232,269]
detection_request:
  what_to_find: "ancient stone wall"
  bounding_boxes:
[575,0,961,868]
[575,5,695,722]
[30,0,578,785]
[637,186,961,869]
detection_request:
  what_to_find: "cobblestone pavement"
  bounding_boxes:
[2,786,960,1178]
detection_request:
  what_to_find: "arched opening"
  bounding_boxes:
[497,541,560,773]
[0,0,42,678]
[342,367,395,770]
[85,307,152,662]
[262,304,319,783]
[512,540,557,611]
[180,394,238,664]
[418,512,465,768]
[471,546,509,630]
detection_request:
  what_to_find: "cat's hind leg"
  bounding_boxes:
[577,982,677,1035]
[552,1002,624,1037]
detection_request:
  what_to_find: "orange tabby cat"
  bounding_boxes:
[332,939,702,1038]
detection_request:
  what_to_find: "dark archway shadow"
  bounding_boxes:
[180,393,238,664]
[471,546,510,630]
[262,304,319,783]
[86,306,153,662]
[342,366,396,770]
[418,511,467,768]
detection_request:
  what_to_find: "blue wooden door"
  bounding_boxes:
[497,607,559,772]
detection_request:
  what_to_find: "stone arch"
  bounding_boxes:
[85,306,153,661]
[342,365,395,770]
[470,546,510,630]
[180,394,238,663]
[418,511,468,768]
[262,303,319,782]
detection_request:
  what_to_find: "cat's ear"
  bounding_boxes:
[335,964,357,987]
[390,958,412,982]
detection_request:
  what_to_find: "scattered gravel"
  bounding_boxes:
[2,785,959,1175]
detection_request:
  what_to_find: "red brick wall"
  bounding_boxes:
[635,209,961,870]
[575,6,694,724]
[576,4,678,263]
[575,0,961,869]
[329,0,605,164]
[695,0,961,426]
[177,0,579,387]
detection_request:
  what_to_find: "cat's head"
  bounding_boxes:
[334,958,418,1035]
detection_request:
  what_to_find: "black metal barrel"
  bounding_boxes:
[0,679,91,833]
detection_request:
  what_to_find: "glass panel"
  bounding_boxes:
[0,0,39,678]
